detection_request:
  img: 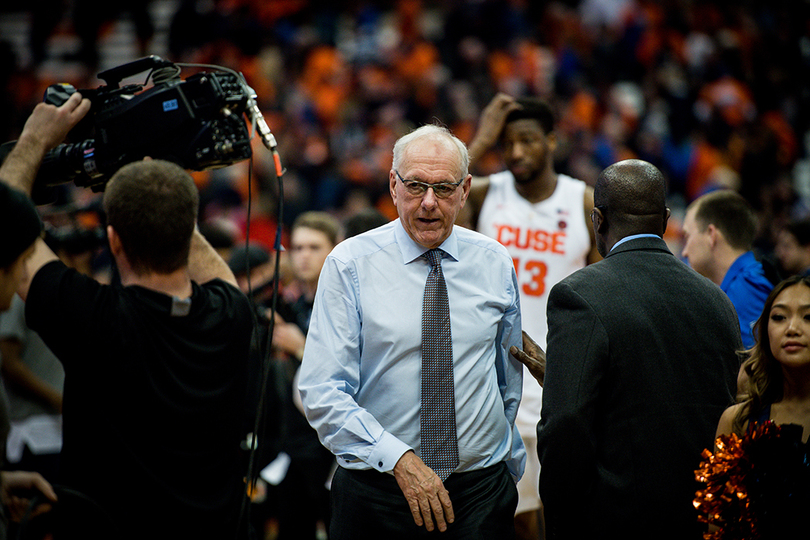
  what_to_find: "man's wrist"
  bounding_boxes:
[467,137,495,170]
[468,137,491,155]
[368,432,412,473]
[0,136,48,194]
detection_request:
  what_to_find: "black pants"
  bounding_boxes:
[330,463,517,540]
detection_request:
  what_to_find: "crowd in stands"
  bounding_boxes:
[0,0,808,261]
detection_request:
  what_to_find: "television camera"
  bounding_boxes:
[1,56,277,202]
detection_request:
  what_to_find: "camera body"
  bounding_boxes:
[30,56,255,198]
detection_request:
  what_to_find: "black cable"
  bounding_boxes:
[236,147,285,540]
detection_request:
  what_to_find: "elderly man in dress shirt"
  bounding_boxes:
[298,124,526,540]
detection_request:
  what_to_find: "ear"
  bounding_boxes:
[107,225,130,269]
[592,206,607,236]
[107,225,122,257]
[389,170,399,208]
[663,207,671,234]
[706,223,720,248]
[458,174,472,208]
[546,131,558,154]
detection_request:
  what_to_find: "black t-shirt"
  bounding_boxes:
[26,261,253,539]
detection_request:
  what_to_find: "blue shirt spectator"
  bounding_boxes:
[682,190,775,351]
[721,251,774,349]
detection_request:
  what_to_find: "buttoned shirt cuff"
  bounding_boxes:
[367,431,412,473]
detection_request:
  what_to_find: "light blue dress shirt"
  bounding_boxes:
[298,219,526,481]
[610,233,661,252]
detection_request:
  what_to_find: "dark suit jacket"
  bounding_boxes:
[537,236,742,540]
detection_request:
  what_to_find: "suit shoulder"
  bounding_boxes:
[554,256,610,285]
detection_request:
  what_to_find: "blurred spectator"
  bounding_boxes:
[775,218,810,278]
[0,206,104,483]
[272,211,340,540]
[198,219,237,263]
[0,293,63,483]
[226,241,285,539]
[341,207,389,240]
[228,242,288,309]
[70,1,155,70]
[682,189,774,349]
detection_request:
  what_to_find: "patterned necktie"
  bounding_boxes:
[421,248,459,481]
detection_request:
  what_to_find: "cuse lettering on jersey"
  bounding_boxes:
[493,224,568,298]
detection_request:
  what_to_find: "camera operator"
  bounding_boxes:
[0,93,254,539]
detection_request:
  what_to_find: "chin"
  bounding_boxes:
[512,173,534,185]
[415,229,445,246]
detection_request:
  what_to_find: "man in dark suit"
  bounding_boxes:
[535,159,742,539]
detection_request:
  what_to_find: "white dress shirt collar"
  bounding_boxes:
[393,218,460,264]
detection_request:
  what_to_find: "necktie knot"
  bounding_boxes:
[426,249,443,269]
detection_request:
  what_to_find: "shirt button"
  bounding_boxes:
[379,461,383,467]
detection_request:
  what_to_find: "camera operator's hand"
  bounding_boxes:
[0,92,90,196]
[23,93,90,153]
[0,92,91,304]
[0,470,57,522]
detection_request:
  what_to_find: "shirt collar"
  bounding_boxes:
[394,218,459,264]
[720,251,756,290]
[610,233,661,252]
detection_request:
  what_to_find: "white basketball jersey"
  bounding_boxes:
[478,171,591,433]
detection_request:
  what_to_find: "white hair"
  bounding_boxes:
[391,125,469,177]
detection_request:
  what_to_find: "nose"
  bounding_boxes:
[509,143,525,161]
[786,315,802,335]
[421,186,439,209]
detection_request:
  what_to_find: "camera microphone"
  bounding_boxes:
[240,80,284,178]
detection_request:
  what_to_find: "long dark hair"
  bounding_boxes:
[733,275,810,434]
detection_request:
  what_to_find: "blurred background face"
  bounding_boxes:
[768,283,810,369]
[681,207,712,277]
[501,119,554,185]
[290,226,334,285]
[775,229,810,276]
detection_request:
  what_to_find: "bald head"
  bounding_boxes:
[593,159,670,255]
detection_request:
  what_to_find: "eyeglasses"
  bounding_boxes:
[395,170,464,199]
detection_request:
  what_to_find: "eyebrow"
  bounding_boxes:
[771,304,810,310]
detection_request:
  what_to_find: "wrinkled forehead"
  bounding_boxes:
[399,137,464,179]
